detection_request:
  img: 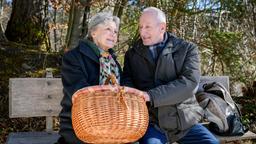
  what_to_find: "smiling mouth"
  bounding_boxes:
[142,38,150,41]
[142,36,150,39]
[106,39,115,44]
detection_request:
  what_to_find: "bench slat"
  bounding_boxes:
[6,132,60,144]
[9,78,63,118]
[216,131,256,142]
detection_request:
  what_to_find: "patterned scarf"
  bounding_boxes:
[99,50,120,85]
[84,39,120,85]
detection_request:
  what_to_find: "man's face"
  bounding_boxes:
[139,12,166,46]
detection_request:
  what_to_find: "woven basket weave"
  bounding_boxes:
[72,85,149,143]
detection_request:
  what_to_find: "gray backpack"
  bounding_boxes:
[196,82,248,136]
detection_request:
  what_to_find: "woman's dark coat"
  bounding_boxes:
[59,40,121,144]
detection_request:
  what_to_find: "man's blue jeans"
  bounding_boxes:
[139,124,219,144]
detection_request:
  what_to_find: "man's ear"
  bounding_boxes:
[160,23,166,32]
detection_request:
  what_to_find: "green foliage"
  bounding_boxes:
[222,0,246,19]
[114,4,141,66]
[120,5,141,46]
[16,20,46,46]
[210,30,242,69]
[234,94,256,129]
[200,29,246,81]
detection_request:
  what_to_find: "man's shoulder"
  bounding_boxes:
[132,39,144,48]
[126,39,144,53]
[167,32,197,51]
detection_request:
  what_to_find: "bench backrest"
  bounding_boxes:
[9,76,229,118]
[9,78,63,118]
[200,76,229,92]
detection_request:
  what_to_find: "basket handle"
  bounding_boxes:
[104,74,118,85]
[104,74,128,109]
[117,87,129,110]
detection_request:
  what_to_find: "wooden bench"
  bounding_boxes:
[7,77,63,144]
[6,76,256,144]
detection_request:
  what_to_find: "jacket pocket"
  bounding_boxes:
[176,104,203,130]
[158,106,178,130]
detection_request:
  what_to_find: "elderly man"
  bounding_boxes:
[122,7,219,144]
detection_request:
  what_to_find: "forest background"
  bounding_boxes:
[0,0,255,143]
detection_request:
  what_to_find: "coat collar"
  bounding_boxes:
[133,32,182,62]
[161,32,182,55]
[78,40,99,63]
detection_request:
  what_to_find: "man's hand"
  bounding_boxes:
[143,92,150,102]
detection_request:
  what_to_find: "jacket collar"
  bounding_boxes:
[161,32,182,55]
[133,32,181,62]
[78,40,99,63]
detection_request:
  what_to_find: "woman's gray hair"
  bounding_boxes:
[143,7,166,23]
[87,12,120,39]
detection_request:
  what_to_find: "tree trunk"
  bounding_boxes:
[53,7,57,51]
[113,0,127,20]
[0,0,7,42]
[5,0,48,47]
[192,0,197,41]
[252,2,256,37]
[0,0,3,16]
[81,0,91,39]
[0,23,6,42]
[65,0,84,50]
[218,2,222,31]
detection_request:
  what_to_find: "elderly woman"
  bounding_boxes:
[58,12,121,144]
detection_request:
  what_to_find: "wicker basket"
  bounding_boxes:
[71,85,149,143]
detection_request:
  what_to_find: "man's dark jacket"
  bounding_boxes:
[59,40,121,144]
[122,32,203,142]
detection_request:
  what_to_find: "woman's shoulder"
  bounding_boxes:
[63,46,79,57]
[64,40,91,56]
